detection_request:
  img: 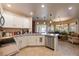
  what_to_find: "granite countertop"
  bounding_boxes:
[0,36,13,40]
[45,34,59,36]
[14,33,45,37]
[14,33,59,38]
[0,33,59,40]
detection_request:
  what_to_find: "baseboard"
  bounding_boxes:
[20,45,45,50]
[45,46,54,50]
[27,45,45,47]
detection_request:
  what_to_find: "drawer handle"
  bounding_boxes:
[40,37,42,42]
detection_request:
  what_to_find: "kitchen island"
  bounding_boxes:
[0,33,58,56]
[14,33,58,50]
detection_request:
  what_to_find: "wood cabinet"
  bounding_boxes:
[14,36,22,49]
[27,36,37,46]
[2,10,32,28]
[36,36,45,46]
[14,34,58,50]
[14,35,45,49]
[3,11,14,28]
[26,36,45,46]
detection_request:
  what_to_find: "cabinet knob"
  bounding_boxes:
[39,37,42,42]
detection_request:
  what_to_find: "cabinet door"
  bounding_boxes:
[14,37,22,49]
[36,36,45,46]
[19,37,23,49]
[27,36,33,46]
[27,36,30,46]
[21,36,27,48]
[3,12,14,27]
[27,36,32,46]
[24,36,29,46]
[45,36,49,46]
[28,36,37,46]
[32,36,37,45]
[23,17,32,28]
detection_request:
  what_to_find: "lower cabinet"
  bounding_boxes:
[27,36,37,46]
[14,37,22,49]
[27,36,45,46]
[14,36,27,49]
[21,36,27,48]
[14,35,45,49]
[36,36,45,46]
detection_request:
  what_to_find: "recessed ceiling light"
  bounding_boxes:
[7,4,11,7]
[41,5,45,8]
[68,7,72,10]
[30,12,33,15]
[37,22,39,24]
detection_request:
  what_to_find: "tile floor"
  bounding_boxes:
[14,41,79,56]
[58,41,79,56]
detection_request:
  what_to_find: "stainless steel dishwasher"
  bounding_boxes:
[45,35,54,50]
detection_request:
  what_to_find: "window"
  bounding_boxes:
[36,24,47,34]
[56,24,68,32]
[69,23,77,32]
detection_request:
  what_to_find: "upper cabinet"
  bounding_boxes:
[2,10,32,28]
[2,11,14,28]
[22,17,32,28]
[13,14,23,28]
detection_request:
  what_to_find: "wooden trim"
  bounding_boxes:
[33,18,77,25]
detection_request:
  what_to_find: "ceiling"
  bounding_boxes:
[1,3,79,21]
